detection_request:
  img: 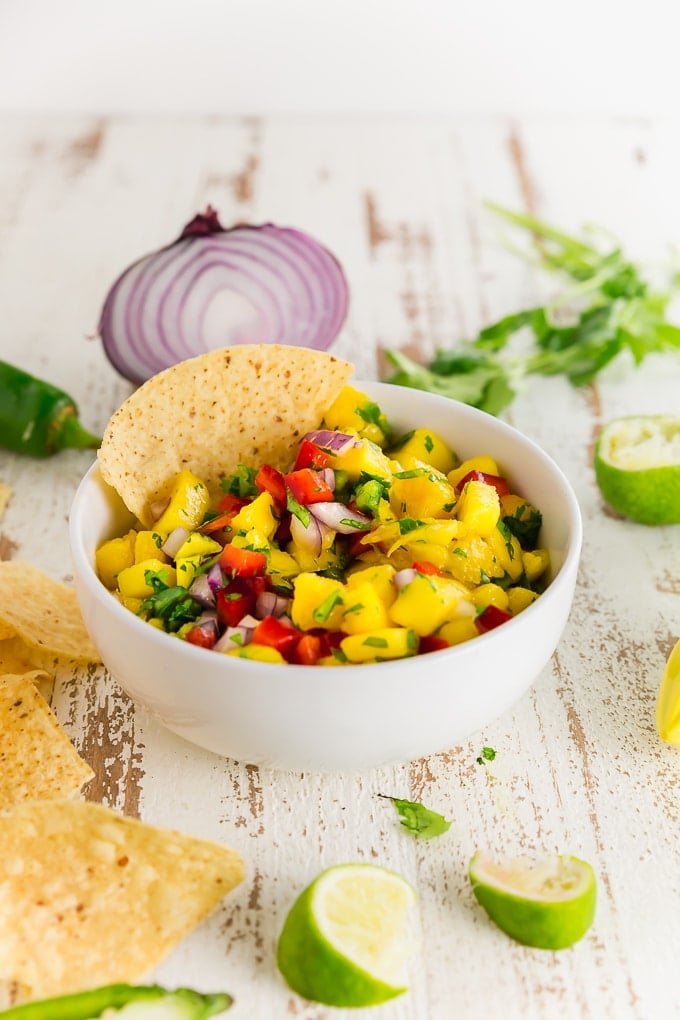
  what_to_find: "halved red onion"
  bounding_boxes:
[290,512,330,556]
[188,573,216,607]
[255,591,290,619]
[161,526,190,558]
[309,502,371,534]
[303,430,356,455]
[98,208,349,385]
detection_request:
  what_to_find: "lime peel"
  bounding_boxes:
[594,415,680,525]
[469,850,596,950]
[276,863,416,1007]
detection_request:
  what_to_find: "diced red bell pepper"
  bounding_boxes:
[199,509,240,535]
[291,633,324,665]
[294,439,330,471]
[475,604,513,633]
[284,468,334,505]
[419,634,450,654]
[252,615,301,655]
[217,493,249,514]
[219,544,268,578]
[216,583,255,628]
[255,463,287,506]
[185,623,218,649]
[456,470,510,497]
[412,560,446,577]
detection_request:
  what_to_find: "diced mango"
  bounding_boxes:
[114,593,143,614]
[469,583,510,612]
[447,455,500,490]
[175,555,201,589]
[117,559,176,599]
[345,564,397,606]
[389,574,467,636]
[288,537,345,574]
[438,617,479,645]
[268,547,300,583]
[227,644,286,663]
[341,581,391,635]
[507,587,539,614]
[134,530,166,564]
[456,480,500,536]
[341,627,417,663]
[330,439,393,482]
[522,548,551,583]
[488,526,524,581]
[389,428,458,474]
[174,532,223,561]
[446,535,501,586]
[291,573,345,631]
[154,470,210,532]
[390,463,458,519]
[95,530,136,589]
[229,492,278,542]
[323,385,390,446]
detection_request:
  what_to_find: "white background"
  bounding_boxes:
[1,0,678,116]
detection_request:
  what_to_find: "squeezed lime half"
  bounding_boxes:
[594,415,680,525]
[469,850,597,950]
[276,863,416,1007]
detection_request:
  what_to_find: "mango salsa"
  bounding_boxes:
[96,384,550,665]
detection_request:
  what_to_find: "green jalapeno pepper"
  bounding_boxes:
[0,983,233,1018]
[0,360,101,457]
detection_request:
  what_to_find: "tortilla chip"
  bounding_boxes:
[0,561,101,667]
[98,344,354,525]
[0,671,94,806]
[0,800,245,1000]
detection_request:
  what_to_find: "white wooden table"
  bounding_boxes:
[1,114,679,1019]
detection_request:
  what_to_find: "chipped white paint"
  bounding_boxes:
[0,115,679,1019]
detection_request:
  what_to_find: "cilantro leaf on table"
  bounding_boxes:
[383,202,680,415]
[379,794,453,840]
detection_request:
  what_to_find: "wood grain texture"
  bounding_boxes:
[0,114,679,1019]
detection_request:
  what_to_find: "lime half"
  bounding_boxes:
[276,863,416,1007]
[656,637,680,745]
[594,415,680,525]
[469,850,596,950]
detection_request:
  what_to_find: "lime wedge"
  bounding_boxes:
[276,863,416,1007]
[594,415,680,525]
[469,850,596,950]
[656,637,680,745]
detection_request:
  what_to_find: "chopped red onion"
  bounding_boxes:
[98,208,349,385]
[310,501,371,534]
[255,591,290,619]
[188,573,216,607]
[236,613,260,630]
[161,526,190,558]
[320,468,336,491]
[206,562,225,592]
[394,568,417,590]
[214,625,253,653]
[290,512,325,556]
[303,430,356,455]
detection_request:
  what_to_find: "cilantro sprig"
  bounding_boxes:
[379,794,453,840]
[384,202,680,415]
[140,571,202,632]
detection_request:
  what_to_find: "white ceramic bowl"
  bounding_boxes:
[69,381,582,772]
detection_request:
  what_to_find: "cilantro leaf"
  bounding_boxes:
[379,794,453,839]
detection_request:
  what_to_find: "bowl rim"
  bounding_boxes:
[69,383,583,680]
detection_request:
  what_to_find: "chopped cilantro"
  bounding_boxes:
[423,433,434,453]
[219,465,258,498]
[286,488,311,527]
[398,518,425,535]
[476,746,497,765]
[313,590,343,623]
[140,571,202,633]
[393,468,432,480]
[363,636,388,648]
